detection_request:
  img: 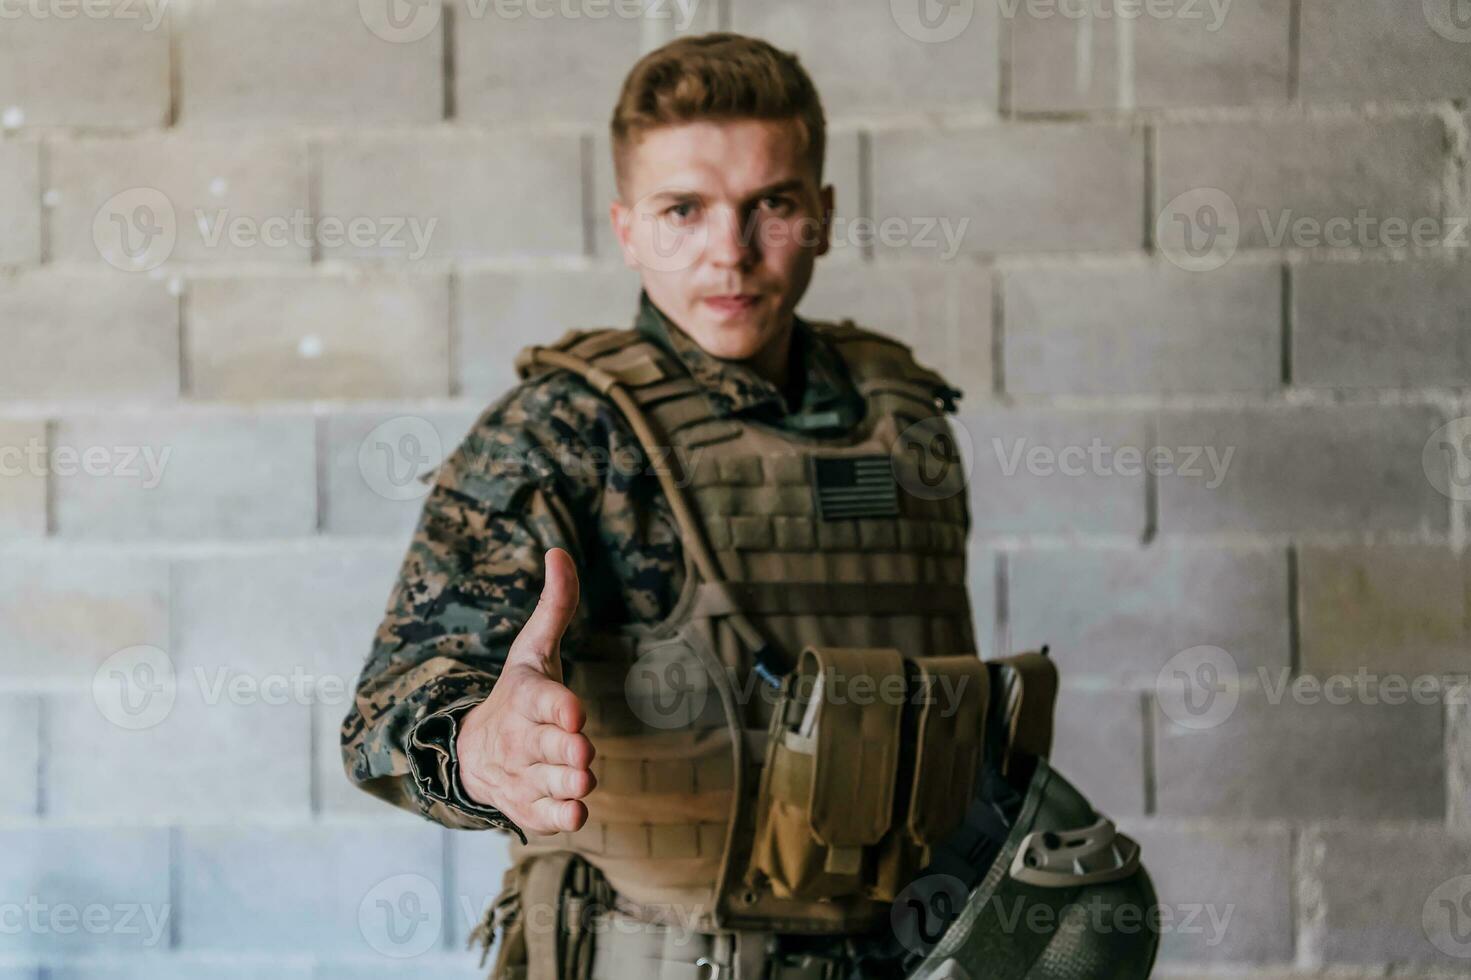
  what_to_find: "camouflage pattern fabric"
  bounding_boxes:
[340,288,868,841]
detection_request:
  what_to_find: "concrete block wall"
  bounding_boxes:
[0,0,1466,975]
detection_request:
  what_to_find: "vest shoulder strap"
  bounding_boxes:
[807,317,964,412]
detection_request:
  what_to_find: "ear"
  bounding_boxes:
[815,183,836,258]
[609,199,639,270]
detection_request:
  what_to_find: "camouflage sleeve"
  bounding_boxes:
[340,371,621,840]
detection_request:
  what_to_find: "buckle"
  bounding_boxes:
[1009,817,1142,888]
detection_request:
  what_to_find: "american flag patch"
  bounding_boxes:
[812,454,900,520]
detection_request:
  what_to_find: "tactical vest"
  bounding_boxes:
[506,318,981,937]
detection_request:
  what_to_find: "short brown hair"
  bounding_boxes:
[609,32,827,201]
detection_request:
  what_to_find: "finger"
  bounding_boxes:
[523,675,585,732]
[527,796,587,835]
[507,548,581,679]
[528,762,596,801]
[526,723,594,769]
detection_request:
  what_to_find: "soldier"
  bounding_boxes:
[343,31,1155,980]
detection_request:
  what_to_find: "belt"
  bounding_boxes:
[587,909,854,980]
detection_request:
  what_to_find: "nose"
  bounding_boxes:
[704,205,756,269]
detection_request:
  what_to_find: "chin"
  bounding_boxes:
[691,320,770,360]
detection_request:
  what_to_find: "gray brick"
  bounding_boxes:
[178,0,441,125]
[733,0,999,115]
[48,135,310,266]
[1314,826,1471,966]
[1122,821,1293,964]
[0,555,169,684]
[322,410,479,536]
[874,125,1145,255]
[457,266,640,398]
[0,827,171,955]
[48,960,312,980]
[1051,686,1145,817]
[0,695,39,817]
[449,832,516,951]
[797,261,994,403]
[52,415,316,539]
[1293,258,1471,387]
[454,1,643,125]
[0,3,169,128]
[961,407,1149,535]
[318,133,582,260]
[172,546,405,693]
[178,826,444,954]
[0,419,46,538]
[188,274,451,399]
[1155,690,1444,819]
[48,686,310,820]
[1155,404,1452,533]
[1010,0,1290,110]
[1156,116,1448,253]
[1008,545,1290,680]
[1301,0,1471,102]
[313,960,485,980]
[0,274,178,400]
[0,140,40,266]
[967,543,997,656]
[1003,261,1280,395]
[1299,544,1471,677]
[1452,683,1470,832]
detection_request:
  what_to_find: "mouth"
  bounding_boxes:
[702,294,760,315]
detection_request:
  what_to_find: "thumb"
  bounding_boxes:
[508,547,580,681]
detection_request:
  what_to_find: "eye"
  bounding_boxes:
[759,195,794,214]
[665,202,698,220]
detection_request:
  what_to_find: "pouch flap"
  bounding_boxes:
[798,645,906,848]
[905,655,989,844]
[989,651,1059,772]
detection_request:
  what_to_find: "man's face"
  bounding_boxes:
[610,117,834,362]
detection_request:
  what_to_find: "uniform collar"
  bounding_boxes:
[632,288,863,432]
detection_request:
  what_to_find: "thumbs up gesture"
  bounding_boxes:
[456,548,597,835]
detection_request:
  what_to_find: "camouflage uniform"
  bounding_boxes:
[341,288,870,842]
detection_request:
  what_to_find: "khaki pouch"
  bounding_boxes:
[745,646,988,903]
